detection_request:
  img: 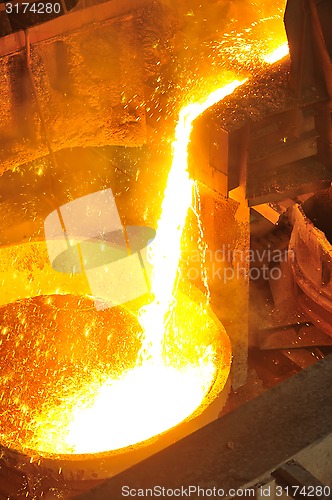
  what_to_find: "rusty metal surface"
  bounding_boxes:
[76,354,332,499]
[246,101,332,205]
[289,198,332,337]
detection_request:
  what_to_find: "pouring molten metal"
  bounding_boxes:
[0,22,288,455]
[28,81,243,454]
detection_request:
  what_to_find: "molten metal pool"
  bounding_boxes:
[0,270,231,457]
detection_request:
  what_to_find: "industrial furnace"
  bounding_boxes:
[0,0,331,498]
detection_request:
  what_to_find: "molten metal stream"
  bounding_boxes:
[263,42,289,64]
[138,80,246,361]
[59,82,247,454]
[19,40,289,455]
